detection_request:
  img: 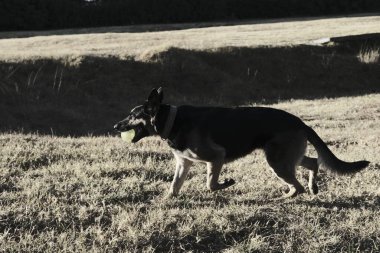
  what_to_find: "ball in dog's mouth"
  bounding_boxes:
[120,129,135,143]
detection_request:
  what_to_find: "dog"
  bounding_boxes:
[114,88,369,198]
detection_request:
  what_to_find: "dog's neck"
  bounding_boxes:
[154,104,177,140]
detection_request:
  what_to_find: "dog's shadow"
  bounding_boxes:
[295,194,380,211]
[126,150,172,163]
[189,190,380,211]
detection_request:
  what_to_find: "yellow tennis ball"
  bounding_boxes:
[120,130,135,143]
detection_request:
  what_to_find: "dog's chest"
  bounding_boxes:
[166,131,190,151]
[172,148,205,162]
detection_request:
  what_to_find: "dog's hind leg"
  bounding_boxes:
[168,153,193,197]
[264,131,307,198]
[268,162,305,198]
[300,156,319,194]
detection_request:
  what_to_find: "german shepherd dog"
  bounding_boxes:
[114,88,369,198]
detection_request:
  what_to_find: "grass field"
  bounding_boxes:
[1,95,379,252]
[1,14,380,252]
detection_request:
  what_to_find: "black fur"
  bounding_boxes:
[161,105,305,161]
[114,88,369,197]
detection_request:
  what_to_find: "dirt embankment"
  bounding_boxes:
[0,41,379,136]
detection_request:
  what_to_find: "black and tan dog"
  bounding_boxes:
[114,88,369,198]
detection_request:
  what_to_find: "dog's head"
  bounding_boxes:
[114,87,163,143]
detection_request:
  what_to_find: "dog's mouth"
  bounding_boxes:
[114,121,150,143]
[131,124,149,143]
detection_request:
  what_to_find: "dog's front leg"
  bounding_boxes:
[168,154,192,197]
[207,160,235,192]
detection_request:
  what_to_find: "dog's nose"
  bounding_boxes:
[114,123,121,130]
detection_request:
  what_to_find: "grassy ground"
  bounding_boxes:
[0,14,379,252]
[1,95,379,252]
[0,15,379,62]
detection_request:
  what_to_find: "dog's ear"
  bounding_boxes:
[157,87,163,103]
[145,87,163,116]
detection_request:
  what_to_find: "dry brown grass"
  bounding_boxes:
[0,15,379,62]
[1,95,379,252]
[0,14,379,252]
[358,46,380,64]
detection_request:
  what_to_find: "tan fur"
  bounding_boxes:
[168,130,313,198]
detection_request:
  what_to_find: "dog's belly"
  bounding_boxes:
[217,133,271,161]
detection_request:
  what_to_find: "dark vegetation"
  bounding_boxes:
[0,40,379,136]
[1,0,380,31]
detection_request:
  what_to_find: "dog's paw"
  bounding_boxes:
[310,183,319,195]
[165,191,178,199]
[224,178,236,186]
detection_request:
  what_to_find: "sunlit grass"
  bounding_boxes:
[1,95,379,252]
[0,15,379,63]
[358,46,379,64]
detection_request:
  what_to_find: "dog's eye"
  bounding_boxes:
[135,111,143,117]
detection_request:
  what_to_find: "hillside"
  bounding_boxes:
[0,43,379,135]
[1,15,379,136]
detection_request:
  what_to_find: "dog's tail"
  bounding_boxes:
[305,126,369,174]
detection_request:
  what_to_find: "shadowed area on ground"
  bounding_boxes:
[0,40,379,136]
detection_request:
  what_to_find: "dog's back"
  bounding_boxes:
[171,105,306,160]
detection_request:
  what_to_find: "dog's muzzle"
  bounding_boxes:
[114,123,125,132]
